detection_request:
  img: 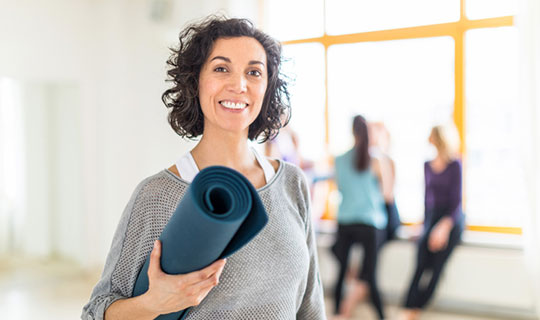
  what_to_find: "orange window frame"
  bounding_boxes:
[279,0,519,235]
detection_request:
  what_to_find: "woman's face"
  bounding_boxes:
[198,36,268,137]
[428,129,437,147]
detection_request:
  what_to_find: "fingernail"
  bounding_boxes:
[154,240,158,247]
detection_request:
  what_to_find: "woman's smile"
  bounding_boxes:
[198,36,268,135]
[219,100,248,111]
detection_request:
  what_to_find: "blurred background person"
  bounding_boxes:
[264,121,315,175]
[265,123,301,166]
[331,115,389,320]
[368,121,400,244]
[400,123,465,320]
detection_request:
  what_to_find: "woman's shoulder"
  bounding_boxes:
[424,158,462,175]
[268,158,280,172]
[268,160,309,193]
[131,170,188,201]
[278,160,304,178]
[334,149,353,167]
[117,170,187,227]
[450,158,462,166]
[448,158,462,172]
[337,149,353,159]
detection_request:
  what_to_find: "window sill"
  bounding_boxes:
[316,219,523,250]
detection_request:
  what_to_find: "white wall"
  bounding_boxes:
[519,0,540,318]
[89,0,261,268]
[20,83,53,257]
[0,0,261,267]
[318,238,537,318]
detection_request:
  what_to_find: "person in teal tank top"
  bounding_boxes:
[334,151,387,228]
[331,115,389,320]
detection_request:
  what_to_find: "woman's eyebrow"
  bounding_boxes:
[210,56,265,67]
[249,60,265,67]
[210,56,231,63]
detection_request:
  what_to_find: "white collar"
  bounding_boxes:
[175,146,275,184]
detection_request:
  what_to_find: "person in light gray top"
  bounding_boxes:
[82,15,325,320]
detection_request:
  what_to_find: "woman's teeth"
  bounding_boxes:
[220,101,247,109]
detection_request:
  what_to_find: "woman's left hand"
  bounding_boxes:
[428,217,453,252]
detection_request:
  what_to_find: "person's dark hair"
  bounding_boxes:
[162,15,291,142]
[352,115,370,171]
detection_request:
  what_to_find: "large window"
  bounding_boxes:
[281,44,326,161]
[263,0,519,233]
[327,37,454,222]
[465,27,524,228]
[326,0,460,34]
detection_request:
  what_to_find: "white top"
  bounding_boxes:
[175,147,276,184]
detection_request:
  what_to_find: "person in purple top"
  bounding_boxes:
[400,124,465,320]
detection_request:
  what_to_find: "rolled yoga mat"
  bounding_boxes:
[132,166,269,320]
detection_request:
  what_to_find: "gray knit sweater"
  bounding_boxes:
[81,161,326,320]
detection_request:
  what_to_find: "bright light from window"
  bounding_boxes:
[466,0,517,20]
[465,27,524,227]
[326,0,460,35]
[327,37,455,222]
[281,43,326,162]
[263,0,324,41]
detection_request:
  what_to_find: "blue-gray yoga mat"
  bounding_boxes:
[132,166,268,320]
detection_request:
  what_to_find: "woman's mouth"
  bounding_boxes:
[220,100,248,110]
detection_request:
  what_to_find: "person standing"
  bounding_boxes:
[332,115,388,320]
[368,121,400,244]
[81,16,325,320]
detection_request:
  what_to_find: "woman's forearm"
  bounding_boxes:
[105,294,159,320]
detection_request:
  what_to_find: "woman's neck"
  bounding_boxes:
[435,151,451,164]
[430,153,452,173]
[190,130,256,172]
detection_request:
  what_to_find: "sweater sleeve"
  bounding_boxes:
[296,171,327,320]
[81,181,147,320]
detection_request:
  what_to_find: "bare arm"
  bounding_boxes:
[383,156,396,202]
[371,157,393,202]
[104,295,158,320]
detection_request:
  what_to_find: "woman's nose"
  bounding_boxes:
[227,72,247,93]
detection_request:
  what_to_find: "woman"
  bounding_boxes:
[368,121,400,244]
[332,115,388,320]
[82,16,325,320]
[400,124,465,320]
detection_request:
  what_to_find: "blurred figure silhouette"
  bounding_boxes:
[400,123,465,320]
[331,115,388,320]
[265,124,314,171]
[368,121,400,244]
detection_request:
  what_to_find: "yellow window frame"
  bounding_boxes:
[279,0,519,235]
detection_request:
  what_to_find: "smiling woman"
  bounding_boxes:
[162,17,290,143]
[197,37,268,138]
[81,15,326,320]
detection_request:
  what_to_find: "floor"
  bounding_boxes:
[322,298,501,320]
[0,257,98,320]
[0,257,506,320]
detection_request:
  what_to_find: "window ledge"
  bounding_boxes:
[315,220,523,250]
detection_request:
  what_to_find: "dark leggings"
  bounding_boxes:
[332,224,385,319]
[404,215,464,309]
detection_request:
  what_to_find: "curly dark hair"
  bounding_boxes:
[162,15,291,142]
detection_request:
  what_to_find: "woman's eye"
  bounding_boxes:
[214,67,227,72]
[248,70,262,77]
